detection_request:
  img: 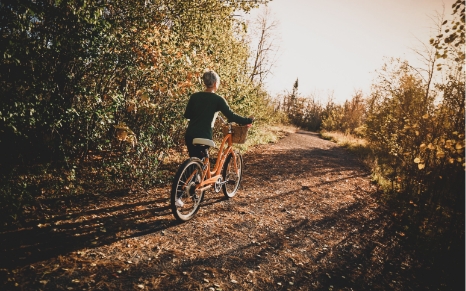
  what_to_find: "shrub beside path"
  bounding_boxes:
[0,130,451,290]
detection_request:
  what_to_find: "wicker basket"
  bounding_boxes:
[222,124,249,144]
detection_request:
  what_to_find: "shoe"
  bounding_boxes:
[175,198,184,207]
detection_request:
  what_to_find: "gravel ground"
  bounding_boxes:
[0,130,452,290]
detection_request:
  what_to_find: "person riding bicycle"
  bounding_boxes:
[184,70,254,158]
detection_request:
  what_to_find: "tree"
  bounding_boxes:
[249,5,280,85]
[0,0,277,223]
[321,91,366,135]
[364,0,465,209]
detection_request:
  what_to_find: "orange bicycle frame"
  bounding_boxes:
[194,131,239,192]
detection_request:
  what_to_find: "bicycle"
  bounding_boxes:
[170,116,250,222]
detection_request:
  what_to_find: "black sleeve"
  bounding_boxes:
[218,97,253,125]
[184,95,193,119]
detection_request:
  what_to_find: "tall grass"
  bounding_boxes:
[320,131,372,162]
[320,131,397,194]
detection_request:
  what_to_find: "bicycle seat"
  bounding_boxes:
[193,138,216,148]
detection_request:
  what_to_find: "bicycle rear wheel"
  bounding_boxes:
[222,151,243,198]
[170,158,205,222]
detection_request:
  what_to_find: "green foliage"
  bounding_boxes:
[279,79,328,131]
[280,80,366,133]
[363,1,465,218]
[321,3,464,265]
[366,56,465,202]
[364,51,464,267]
[0,0,276,223]
[321,91,366,135]
[431,0,465,69]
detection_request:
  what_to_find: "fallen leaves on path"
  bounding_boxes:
[0,130,433,290]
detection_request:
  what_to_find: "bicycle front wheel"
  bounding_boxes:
[222,151,243,198]
[170,158,205,222]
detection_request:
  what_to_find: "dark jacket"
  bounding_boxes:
[184,92,252,139]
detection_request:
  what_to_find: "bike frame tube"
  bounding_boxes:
[211,133,233,175]
[197,132,237,189]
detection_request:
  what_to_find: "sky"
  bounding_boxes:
[244,0,456,104]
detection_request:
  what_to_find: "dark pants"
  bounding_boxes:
[185,135,209,159]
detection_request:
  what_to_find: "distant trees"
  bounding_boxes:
[321,91,365,136]
[279,79,365,133]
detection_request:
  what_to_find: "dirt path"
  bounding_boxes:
[0,130,433,290]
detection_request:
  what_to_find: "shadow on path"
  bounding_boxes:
[1,130,463,291]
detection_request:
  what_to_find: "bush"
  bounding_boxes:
[0,0,279,224]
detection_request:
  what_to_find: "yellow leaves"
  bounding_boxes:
[115,129,129,141]
[147,36,159,45]
[420,143,426,151]
[414,157,425,169]
[436,151,445,158]
[134,90,160,114]
[158,85,167,93]
[414,158,426,170]
[140,92,149,102]
[422,113,429,119]
[114,122,137,147]
[444,140,453,149]
[114,122,130,131]
[455,141,464,150]
[178,80,193,89]
[427,143,435,150]
[127,100,136,113]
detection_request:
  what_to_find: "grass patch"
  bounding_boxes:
[319,131,394,192]
[234,124,296,152]
[320,131,372,162]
